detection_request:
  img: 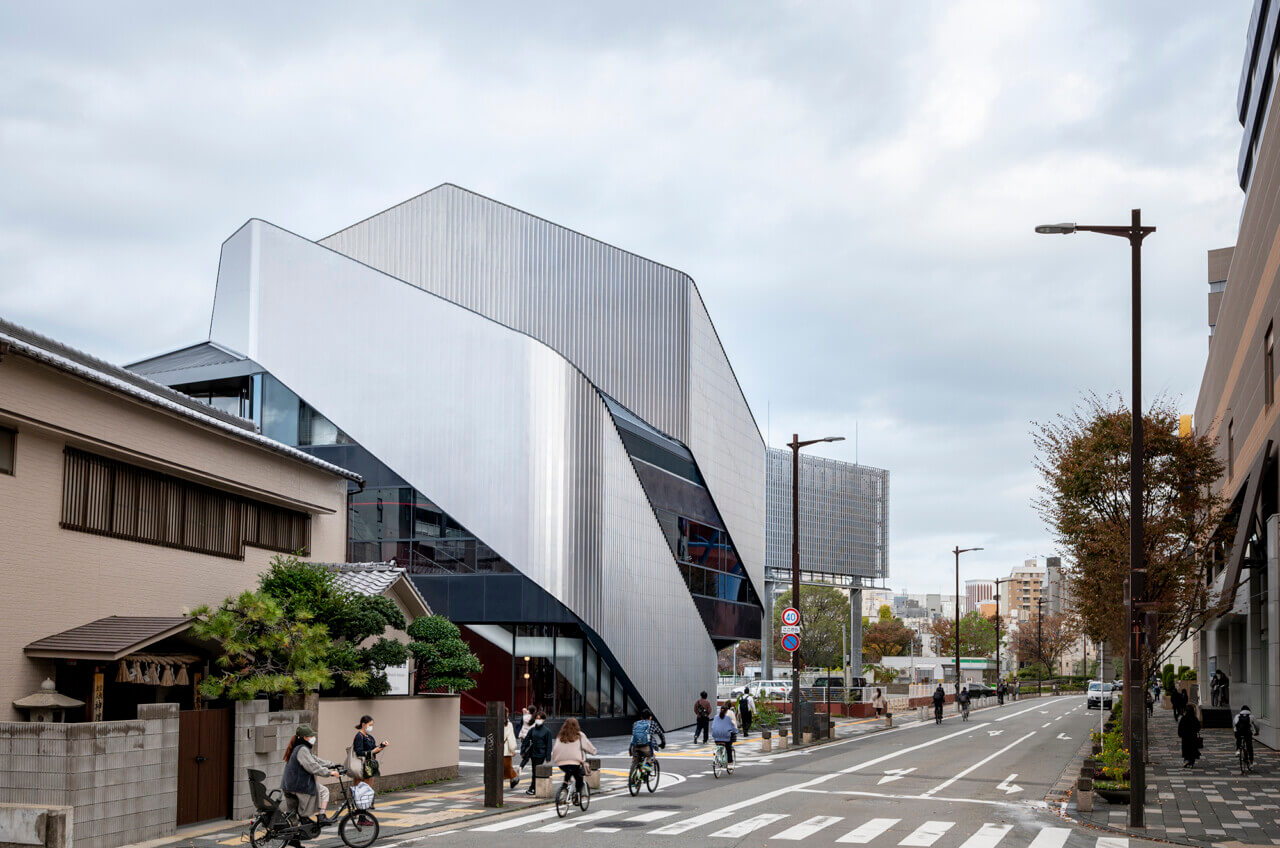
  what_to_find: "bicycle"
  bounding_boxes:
[628,753,661,795]
[961,703,971,722]
[933,704,943,725]
[246,766,379,848]
[1237,733,1255,775]
[554,774,591,818]
[711,741,735,778]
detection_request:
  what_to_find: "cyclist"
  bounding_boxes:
[629,708,666,774]
[1234,705,1259,769]
[932,684,946,725]
[551,717,596,804]
[957,685,971,721]
[711,703,737,768]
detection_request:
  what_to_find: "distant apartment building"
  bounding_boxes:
[965,579,996,614]
[1000,561,1046,624]
[1189,0,1280,750]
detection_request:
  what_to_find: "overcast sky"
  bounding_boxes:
[0,3,1253,594]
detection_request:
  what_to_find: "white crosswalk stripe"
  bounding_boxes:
[470,809,559,832]
[900,820,955,846]
[649,809,734,835]
[529,810,621,833]
[709,813,789,838]
[774,815,845,840]
[1095,839,1128,848]
[837,818,901,844]
[957,823,1012,848]
[1027,827,1072,848]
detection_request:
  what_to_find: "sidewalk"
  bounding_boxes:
[1070,706,1280,846]
[123,715,897,848]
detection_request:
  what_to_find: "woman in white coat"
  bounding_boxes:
[504,718,521,788]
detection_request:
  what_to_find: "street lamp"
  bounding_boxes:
[953,546,984,700]
[1036,209,1155,830]
[1036,596,1046,698]
[788,434,845,735]
[993,577,1011,682]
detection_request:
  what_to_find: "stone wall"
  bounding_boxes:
[0,703,178,848]
[230,702,313,821]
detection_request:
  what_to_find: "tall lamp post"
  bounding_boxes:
[993,577,1011,682]
[953,546,984,699]
[1035,596,1046,697]
[1036,210,1154,829]
[788,434,845,733]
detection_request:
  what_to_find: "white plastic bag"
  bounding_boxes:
[351,781,376,810]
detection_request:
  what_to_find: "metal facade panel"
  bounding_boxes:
[319,185,691,442]
[211,221,713,724]
[764,448,889,581]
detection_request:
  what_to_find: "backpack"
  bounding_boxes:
[695,701,709,718]
[631,719,652,747]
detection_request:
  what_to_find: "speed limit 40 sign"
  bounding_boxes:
[781,607,800,626]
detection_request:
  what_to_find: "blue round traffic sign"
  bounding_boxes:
[781,633,800,652]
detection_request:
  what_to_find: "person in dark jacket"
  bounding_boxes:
[693,691,713,744]
[521,711,553,796]
[1171,686,1186,720]
[932,685,946,725]
[996,681,1006,705]
[352,715,388,787]
[281,725,339,821]
[1178,707,1202,768]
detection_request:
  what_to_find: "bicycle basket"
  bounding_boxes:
[351,782,376,811]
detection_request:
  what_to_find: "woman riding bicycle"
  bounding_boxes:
[281,724,339,823]
[711,703,737,766]
[551,718,596,801]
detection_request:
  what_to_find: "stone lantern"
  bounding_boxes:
[13,678,84,723]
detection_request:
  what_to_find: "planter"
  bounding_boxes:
[1096,787,1130,805]
[1161,694,1172,709]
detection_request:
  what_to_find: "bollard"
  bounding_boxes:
[1080,758,1095,777]
[760,730,772,753]
[1076,777,1093,812]
[586,758,601,790]
[802,731,814,744]
[776,731,788,750]
[884,711,893,728]
[534,764,554,799]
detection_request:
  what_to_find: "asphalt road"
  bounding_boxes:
[398,698,1157,848]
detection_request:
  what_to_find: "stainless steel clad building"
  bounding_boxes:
[130,185,765,730]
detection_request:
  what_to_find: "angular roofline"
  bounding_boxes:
[320,184,764,447]
[0,317,362,484]
[125,339,248,371]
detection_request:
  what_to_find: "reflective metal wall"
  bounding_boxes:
[319,185,765,598]
[207,220,717,725]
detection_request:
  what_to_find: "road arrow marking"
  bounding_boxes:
[878,768,917,785]
[1056,733,1071,740]
[987,730,1003,736]
[996,774,1023,795]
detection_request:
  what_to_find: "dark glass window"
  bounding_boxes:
[179,377,254,420]
[1228,419,1235,478]
[584,643,599,717]
[1267,323,1275,407]
[349,487,414,541]
[515,625,556,711]
[553,632,585,716]
[0,427,13,475]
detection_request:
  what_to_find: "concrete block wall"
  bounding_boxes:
[231,701,313,820]
[0,703,178,848]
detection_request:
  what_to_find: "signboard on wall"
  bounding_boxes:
[385,662,411,695]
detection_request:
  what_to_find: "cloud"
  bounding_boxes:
[0,0,1253,591]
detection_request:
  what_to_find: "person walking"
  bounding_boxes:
[996,681,1006,706]
[550,718,596,802]
[351,715,387,788]
[1013,680,1021,701]
[503,717,520,789]
[872,689,887,717]
[1218,671,1231,707]
[1210,671,1221,707]
[711,703,737,767]
[1178,705,1202,768]
[932,684,946,725]
[1171,685,1185,720]
[738,687,755,737]
[522,711,553,796]
[694,691,713,744]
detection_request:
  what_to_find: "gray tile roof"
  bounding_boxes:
[0,317,361,483]
[321,562,404,596]
[24,616,194,661]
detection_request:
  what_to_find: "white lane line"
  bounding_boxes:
[995,703,1044,722]
[923,731,1035,796]
[1095,839,1129,848]
[586,827,620,833]
[957,823,1013,848]
[837,818,901,844]
[1041,722,1051,728]
[470,809,559,831]
[650,810,734,835]
[822,789,1042,809]
[529,809,621,833]
[710,813,789,838]
[842,724,991,773]
[1027,827,1072,848]
[774,815,844,840]
[900,821,955,846]
[625,810,678,822]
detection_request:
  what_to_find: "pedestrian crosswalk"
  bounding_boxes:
[468,813,1128,848]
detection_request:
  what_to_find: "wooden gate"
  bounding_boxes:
[177,708,231,826]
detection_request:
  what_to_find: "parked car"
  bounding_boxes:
[1086,680,1113,710]
[809,676,867,690]
[963,682,996,698]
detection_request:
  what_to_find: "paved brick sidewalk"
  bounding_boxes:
[1071,707,1280,846]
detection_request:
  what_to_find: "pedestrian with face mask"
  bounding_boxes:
[522,711,553,796]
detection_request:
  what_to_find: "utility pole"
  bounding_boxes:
[953,546,984,697]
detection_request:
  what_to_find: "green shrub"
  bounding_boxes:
[755,699,781,729]
[1161,664,1176,692]
[1178,667,1196,681]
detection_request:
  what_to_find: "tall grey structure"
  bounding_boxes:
[763,448,888,677]
[129,184,765,730]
